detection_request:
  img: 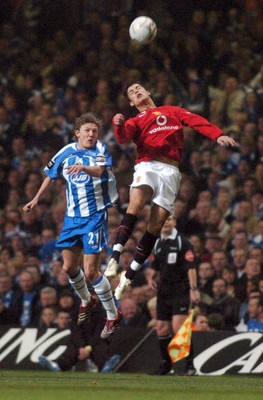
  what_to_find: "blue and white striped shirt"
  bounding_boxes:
[44,141,118,217]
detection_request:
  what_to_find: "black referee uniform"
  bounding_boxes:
[151,228,197,375]
[152,229,196,319]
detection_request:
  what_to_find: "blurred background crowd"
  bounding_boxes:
[0,0,263,335]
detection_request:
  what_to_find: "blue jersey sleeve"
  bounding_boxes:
[96,141,112,167]
[44,143,76,179]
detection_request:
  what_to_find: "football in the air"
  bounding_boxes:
[129,16,157,45]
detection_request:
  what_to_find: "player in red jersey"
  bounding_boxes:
[104,82,236,300]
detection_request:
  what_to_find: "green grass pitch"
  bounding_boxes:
[1,370,262,400]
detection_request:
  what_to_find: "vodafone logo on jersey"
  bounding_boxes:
[156,115,167,126]
[148,113,179,134]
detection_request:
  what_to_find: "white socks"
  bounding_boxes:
[68,268,90,306]
[92,275,118,320]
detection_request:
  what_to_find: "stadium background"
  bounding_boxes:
[0,0,263,374]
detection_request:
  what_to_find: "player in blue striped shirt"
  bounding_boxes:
[23,113,122,339]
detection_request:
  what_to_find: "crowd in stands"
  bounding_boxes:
[0,0,263,338]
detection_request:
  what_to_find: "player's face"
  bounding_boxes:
[75,123,99,149]
[127,84,150,107]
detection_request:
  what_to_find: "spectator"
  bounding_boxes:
[208,278,240,331]
[189,234,211,265]
[246,296,263,332]
[197,262,215,297]
[54,309,72,330]
[222,266,238,298]
[54,269,72,294]
[38,305,57,328]
[253,217,263,248]
[249,247,263,269]
[25,264,49,291]
[237,288,261,332]
[38,227,57,273]
[38,303,120,372]
[258,276,263,297]
[0,272,21,324]
[192,313,209,331]
[187,200,211,236]
[39,286,58,308]
[210,250,228,278]
[230,248,248,279]
[229,229,253,258]
[57,289,79,323]
[205,206,230,240]
[16,270,39,327]
[130,286,152,322]
[216,75,245,127]
[119,297,149,328]
[234,200,259,236]
[207,312,225,331]
[251,191,263,219]
[204,236,224,257]
[216,191,234,225]
[235,258,262,302]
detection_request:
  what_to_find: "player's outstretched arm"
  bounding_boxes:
[216,135,237,147]
[23,176,53,212]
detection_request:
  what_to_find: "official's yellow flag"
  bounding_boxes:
[168,308,194,363]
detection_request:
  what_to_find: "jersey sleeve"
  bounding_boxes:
[44,152,63,179]
[176,107,224,141]
[180,237,197,270]
[95,143,112,167]
[113,117,137,144]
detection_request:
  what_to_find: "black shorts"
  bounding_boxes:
[157,295,190,321]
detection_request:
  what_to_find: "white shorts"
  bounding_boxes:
[131,161,182,214]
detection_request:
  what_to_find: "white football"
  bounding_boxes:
[129,16,157,45]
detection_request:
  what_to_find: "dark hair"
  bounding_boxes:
[59,289,74,299]
[249,295,263,308]
[208,313,225,330]
[234,229,248,237]
[75,112,102,131]
[123,81,144,98]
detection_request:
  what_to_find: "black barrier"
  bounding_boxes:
[0,326,262,374]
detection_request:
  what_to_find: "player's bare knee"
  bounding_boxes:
[62,264,75,275]
[84,266,99,282]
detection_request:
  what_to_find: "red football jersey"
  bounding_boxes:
[113,105,224,163]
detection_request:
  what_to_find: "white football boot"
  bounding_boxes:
[114,272,132,300]
[104,258,119,278]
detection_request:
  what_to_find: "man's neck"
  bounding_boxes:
[136,98,156,112]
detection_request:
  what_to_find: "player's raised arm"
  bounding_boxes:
[112,113,136,144]
[113,113,125,126]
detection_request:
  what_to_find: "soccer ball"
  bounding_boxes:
[129,16,157,45]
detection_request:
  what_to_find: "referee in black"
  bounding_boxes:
[147,215,200,375]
